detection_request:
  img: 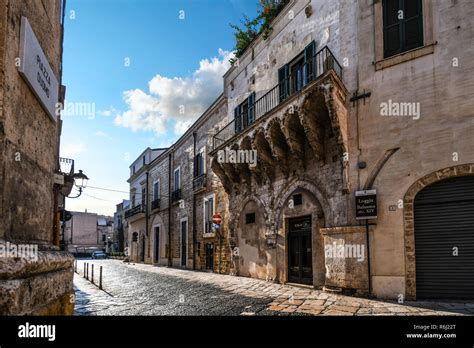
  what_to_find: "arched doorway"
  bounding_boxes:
[131,232,138,262]
[413,176,474,299]
[274,183,328,287]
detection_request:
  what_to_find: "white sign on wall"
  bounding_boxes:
[18,16,59,122]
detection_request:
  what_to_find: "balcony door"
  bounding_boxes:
[290,57,305,94]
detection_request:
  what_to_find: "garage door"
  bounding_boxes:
[414,176,474,299]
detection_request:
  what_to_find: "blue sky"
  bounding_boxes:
[61,0,259,215]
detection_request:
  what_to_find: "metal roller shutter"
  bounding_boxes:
[414,176,474,299]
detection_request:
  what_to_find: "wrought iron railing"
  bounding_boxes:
[151,198,160,210]
[124,204,144,219]
[212,46,342,150]
[59,157,74,175]
[171,189,182,202]
[193,174,207,192]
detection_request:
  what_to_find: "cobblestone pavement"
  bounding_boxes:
[73,259,474,316]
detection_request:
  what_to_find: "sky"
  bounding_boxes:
[60,0,260,216]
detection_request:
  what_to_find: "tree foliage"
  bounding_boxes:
[229,0,290,65]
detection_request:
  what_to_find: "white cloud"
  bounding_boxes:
[61,143,86,158]
[114,49,233,136]
[98,106,118,117]
[94,131,112,139]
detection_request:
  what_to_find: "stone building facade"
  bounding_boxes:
[63,212,114,254]
[349,0,474,300]
[0,0,74,314]
[126,96,230,273]
[113,199,129,252]
[126,147,166,262]
[126,0,474,301]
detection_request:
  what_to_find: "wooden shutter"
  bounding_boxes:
[383,0,423,58]
[248,92,255,124]
[234,106,242,133]
[278,64,289,102]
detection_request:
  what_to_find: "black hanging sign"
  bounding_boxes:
[355,190,377,220]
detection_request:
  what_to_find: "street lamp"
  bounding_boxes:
[66,169,89,198]
[73,170,89,190]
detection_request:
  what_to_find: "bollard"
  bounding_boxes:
[86,263,89,280]
[91,264,94,284]
[83,263,86,278]
[75,260,77,273]
[99,266,103,290]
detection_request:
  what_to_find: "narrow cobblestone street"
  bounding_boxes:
[73,260,474,316]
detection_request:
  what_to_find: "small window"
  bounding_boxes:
[245,213,256,224]
[174,168,181,191]
[143,156,146,166]
[132,165,136,175]
[293,194,302,206]
[383,0,423,58]
[153,180,160,201]
[194,149,205,177]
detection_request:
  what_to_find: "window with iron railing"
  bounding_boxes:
[194,151,205,178]
[151,198,160,210]
[234,92,255,133]
[171,189,182,202]
[141,187,146,208]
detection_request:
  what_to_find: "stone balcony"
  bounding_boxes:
[210,46,349,193]
[124,204,145,223]
[193,174,207,193]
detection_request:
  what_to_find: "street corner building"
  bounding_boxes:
[125,0,474,301]
[0,0,74,315]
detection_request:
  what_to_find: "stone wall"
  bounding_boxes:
[0,0,63,244]
[0,0,74,315]
[353,0,474,299]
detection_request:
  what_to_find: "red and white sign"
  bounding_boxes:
[212,214,222,225]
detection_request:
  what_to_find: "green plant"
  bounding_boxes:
[229,0,290,64]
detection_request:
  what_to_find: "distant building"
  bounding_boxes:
[114,200,130,253]
[98,215,114,253]
[63,212,114,254]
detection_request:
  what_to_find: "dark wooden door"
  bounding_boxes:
[181,221,187,266]
[288,216,313,284]
[205,243,214,271]
[154,227,159,263]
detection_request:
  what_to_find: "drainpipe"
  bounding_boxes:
[145,171,149,262]
[353,0,372,297]
[168,153,172,267]
[192,132,197,270]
